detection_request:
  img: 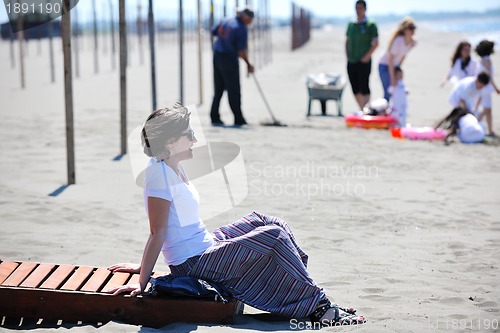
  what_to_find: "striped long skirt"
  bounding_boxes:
[169,211,326,318]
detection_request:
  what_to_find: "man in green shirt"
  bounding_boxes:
[345,0,379,109]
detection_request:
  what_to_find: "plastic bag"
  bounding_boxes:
[147,275,231,303]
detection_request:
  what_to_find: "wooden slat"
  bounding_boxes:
[80,268,111,292]
[2,262,37,287]
[19,263,56,288]
[40,264,75,290]
[128,274,139,285]
[0,260,19,285]
[101,272,130,293]
[60,266,94,291]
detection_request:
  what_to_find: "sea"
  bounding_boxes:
[325,14,500,45]
[419,16,500,45]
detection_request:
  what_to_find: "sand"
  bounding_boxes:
[0,20,499,333]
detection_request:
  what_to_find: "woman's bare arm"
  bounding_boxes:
[107,197,171,296]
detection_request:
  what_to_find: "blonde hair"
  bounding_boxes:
[387,17,415,51]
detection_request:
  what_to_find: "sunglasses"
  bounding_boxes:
[180,129,195,141]
[407,26,416,30]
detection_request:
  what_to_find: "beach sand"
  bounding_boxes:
[0,21,499,333]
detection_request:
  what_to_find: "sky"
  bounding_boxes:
[1,0,500,23]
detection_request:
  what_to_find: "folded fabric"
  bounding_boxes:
[147,275,231,303]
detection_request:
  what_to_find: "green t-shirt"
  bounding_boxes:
[346,19,378,63]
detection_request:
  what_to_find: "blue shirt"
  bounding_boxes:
[212,17,248,63]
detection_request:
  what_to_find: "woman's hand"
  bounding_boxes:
[106,283,142,296]
[107,263,141,274]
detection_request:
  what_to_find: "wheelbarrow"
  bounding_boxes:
[306,73,346,117]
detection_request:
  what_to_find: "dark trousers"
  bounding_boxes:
[210,53,246,124]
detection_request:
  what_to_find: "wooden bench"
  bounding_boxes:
[0,259,243,328]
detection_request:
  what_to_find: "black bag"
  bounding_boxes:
[147,275,231,303]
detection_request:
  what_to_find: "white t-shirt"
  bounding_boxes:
[388,80,408,126]
[379,36,416,66]
[143,158,214,266]
[448,58,478,84]
[458,113,485,143]
[448,76,481,112]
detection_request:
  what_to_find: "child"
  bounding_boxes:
[475,40,500,137]
[388,67,408,127]
[360,98,389,116]
[436,107,485,144]
[441,41,477,86]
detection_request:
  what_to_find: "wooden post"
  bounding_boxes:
[9,0,15,69]
[268,0,272,63]
[137,0,144,65]
[179,0,184,104]
[109,0,116,71]
[197,0,203,105]
[102,1,108,55]
[92,0,99,74]
[16,0,25,89]
[119,0,127,155]
[61,0,75,185]
[257,0,262,70]
[47,0,55,83]
[10,32,15,69]
[148,0,157,111]
[72,2,80,78]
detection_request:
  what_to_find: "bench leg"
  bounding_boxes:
[337,100,343,117]
[320,100,327,115]
[307,98,312,117]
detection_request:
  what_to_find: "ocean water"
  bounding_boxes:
[420,16,500,45]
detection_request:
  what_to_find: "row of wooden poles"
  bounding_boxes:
[291,1,311,51]
[9,0,272,186]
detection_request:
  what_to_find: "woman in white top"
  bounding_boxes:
[106,104,366,326]
[436,107,485,144]
[441,41,478,87]
[378,17,417,101]
[475,40,500,137]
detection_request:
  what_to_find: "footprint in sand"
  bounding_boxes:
[362,288,386,294]
[475,300,499,313]
[439,296,467,305]
[447,241,466,250]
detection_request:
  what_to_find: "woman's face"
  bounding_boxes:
[404,24,416,36]
[169,126,197,160]
[461,45,471,59]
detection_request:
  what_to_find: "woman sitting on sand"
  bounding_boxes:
[378,17,417,101]
[106,103,365,326]
[441,41,477,87]
[436,107,485,144]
